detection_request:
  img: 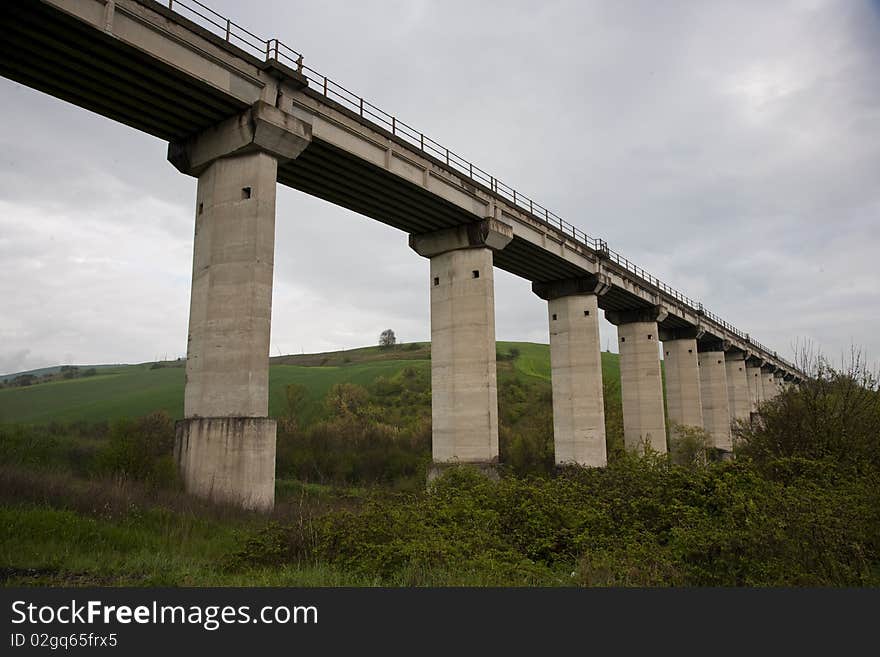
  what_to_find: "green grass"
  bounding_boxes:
[0,342,621,426]
[0,503,384,586]
[0,366,185,425]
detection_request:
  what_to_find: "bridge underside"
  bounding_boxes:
[0,1,247,140]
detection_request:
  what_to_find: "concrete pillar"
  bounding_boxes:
[762,365,778,401]
[698,340,732,453]
[725,351,751,424]
[659,328,703,458]
[606,307,667,454]
[533,277,610,467]
[410,219,513,476]
[774,373,786,396]
[168,102,311,511]
[746,357,764,410]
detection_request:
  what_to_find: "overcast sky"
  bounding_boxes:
[1,0,879,375]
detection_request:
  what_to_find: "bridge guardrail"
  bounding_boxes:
[161,0,798,374]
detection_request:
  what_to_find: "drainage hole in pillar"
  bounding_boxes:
[198,202,203,215]
[552,314,557,321]
[648,334,653,340]
[584,310,590,316]
[472,269,480,278]
[433,276,439,286]
[242,186,252,199]
[620,336,625,342]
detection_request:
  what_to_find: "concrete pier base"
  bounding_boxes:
[427,461,501,484]
[606,307,667,454]
[661,332,703,460]
[533,278,607,467]
[175,418,276,511]
[698,343,732,453]
[410,219,513,470]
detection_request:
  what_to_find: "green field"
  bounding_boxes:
[0,341,621,426]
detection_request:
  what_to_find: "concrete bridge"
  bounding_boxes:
[2,0,804,510]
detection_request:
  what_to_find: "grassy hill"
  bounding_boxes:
[0,342,621,426]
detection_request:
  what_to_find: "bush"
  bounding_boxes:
[734,352,880,470]
[232,454,880,586]
[95,411,178,488]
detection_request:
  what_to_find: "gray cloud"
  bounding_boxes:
[1,0,878,374]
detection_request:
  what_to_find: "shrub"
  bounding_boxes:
[95,411,178,488]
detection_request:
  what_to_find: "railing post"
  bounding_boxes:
[323,77,328,95]
[420,133,424,151]
[392,116,396,135]
[359,97,364,117]
[225,19,231,41]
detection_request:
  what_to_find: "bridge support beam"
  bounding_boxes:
[606,307,667,454]
[533,277,609,467]
[168,102,311,511]
[659,328,703,462]
[698,340,732,455]
[410,219,513,478]
[725,350,751,432]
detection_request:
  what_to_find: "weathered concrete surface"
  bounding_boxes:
[774,373,787,397]
[662,337,703,456]
[410,220,512,466]
[182,150,278,418]
[544,293,606,467]
[168,104,311,511]
[746,358,765,410]
[699,347,732,452]
[607,308,667,454]
[168,101,312,177]
[175,417,276,511]
[725,351,751,425]
[762,365,779,400]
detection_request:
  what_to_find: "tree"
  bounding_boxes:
[325,383,369,418]
[379,328,396,349]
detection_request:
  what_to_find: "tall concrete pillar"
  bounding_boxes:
[698,340,732,453]
[410,219,513,476]
[533,277,610,467]
[659,328,703,458]
[762,365,778,401]
[168,102,311,510]
[606,307,667,454]
[746,356,764,410]
[725,350,751,424]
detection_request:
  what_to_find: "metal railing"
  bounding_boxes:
[161,0,798,373]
